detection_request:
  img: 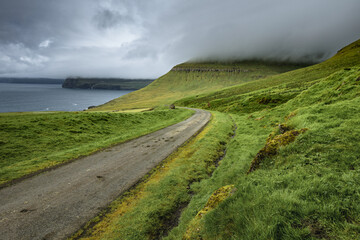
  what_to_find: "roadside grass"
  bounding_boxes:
[165,68,360,239]
[0,109,193,185]
[114,108,153,113]
[71,111,234,240]
[93,61,303,111]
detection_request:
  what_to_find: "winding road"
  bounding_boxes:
[0,108,211,240]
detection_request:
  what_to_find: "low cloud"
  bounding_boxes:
[0,43,48,74]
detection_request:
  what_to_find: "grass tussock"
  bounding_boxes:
[183,184,236,240]
[248,126,308,174]
[0,109,193,185]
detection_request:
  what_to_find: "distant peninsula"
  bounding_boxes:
[0,78,64,84]
[62,77,154,90]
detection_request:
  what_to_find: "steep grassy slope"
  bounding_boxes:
[176,39,360,111]
[94,61,304,111]
[167,67,360,239]
[164,40,360,239]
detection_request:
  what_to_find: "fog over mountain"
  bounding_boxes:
[0,0,359,78]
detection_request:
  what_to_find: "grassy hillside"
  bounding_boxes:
[176,39,360,111]
[94,61,304,111]
[167,67,360,239]
[75,39,360,239]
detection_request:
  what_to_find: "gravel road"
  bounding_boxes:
[0,108,211,240]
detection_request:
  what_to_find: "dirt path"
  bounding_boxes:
[0,108,211,240]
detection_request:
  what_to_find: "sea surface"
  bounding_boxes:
[0,83,132,113]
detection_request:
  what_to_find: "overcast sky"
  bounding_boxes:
[0,0,359,79]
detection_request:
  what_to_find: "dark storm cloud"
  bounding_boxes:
[0,0,359,78]
[93,1,139,30]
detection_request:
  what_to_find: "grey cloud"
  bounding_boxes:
[93,1,140,31]
[94,9,132,29]
[0,43,48,74]
[161,0,360,63]
[0,0,359,78]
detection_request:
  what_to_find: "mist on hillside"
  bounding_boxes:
[0,0,359,78]
[161,1,360,63]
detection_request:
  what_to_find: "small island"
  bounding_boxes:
[62,77,154,90]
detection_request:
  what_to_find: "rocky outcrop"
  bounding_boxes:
[171,67,252,73]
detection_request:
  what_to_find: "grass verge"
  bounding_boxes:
[0,109,193,186]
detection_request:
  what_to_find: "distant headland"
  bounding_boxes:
[62,77,154,90]
[0,78,64,84]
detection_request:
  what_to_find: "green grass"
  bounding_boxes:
[0,109,193,185]
[68,39,360,239]
[94,60,304,111]
[165,67,360,239]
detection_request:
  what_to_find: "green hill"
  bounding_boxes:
[72,39,360,239]
[176,39,360,112]
[94,61,305,110]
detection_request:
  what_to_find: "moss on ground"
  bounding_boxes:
[183,185,236,240]
[248,127,308,173]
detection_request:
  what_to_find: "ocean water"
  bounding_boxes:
[0,83,132,113]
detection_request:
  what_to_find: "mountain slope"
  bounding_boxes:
[167,66,360,240]
[93,61,304,111]
[176,39,360,112]
[165,39,360,239]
